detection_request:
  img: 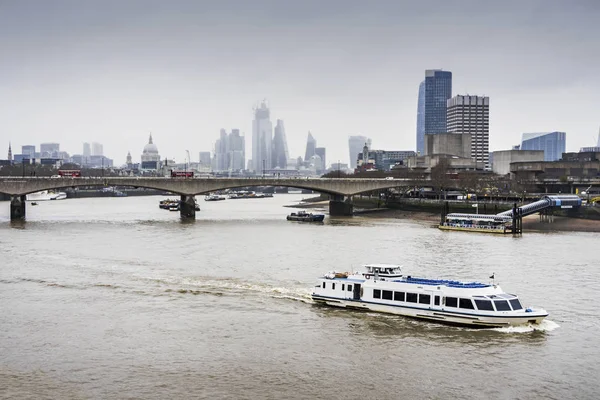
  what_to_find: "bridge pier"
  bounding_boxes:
[329,194,353,216]
[180,195,197,219]
[10,195,26,220]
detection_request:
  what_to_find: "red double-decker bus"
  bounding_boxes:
[171,171,194,178]
[58,169,82,177]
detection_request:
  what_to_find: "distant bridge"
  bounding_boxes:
[0,177,417,220]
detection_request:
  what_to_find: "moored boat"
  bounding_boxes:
[26,190,67,201]
[204,194,226,201]
[311,264,548,328]
[228,191,270,199]
[440,214,513,234]
[161,199,200,212]
[287,210,325,222]
[159,199,179,209]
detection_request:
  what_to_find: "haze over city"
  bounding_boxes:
[1,0,599,164]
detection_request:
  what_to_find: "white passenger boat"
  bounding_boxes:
[26,190,67,201]
[311,264,548,328]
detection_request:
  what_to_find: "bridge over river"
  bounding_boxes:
[0,177,417,220]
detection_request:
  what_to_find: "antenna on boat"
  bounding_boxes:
[489,272,495,286]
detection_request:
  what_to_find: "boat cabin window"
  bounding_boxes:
[509,299,523,311]
[366,265,402,276]
[419,294,430,304]
[406,293,417,303]
[373,289,381,299]
[434,296,440,306]
[459,298,475,310]
[474,299,494,311]
[382,290,393,300]
[494,300,511,311]
[445,297,458,307]
[322,282,326,289]
[342,284,345,291]
[347,285,352,292]
[394,291,405,302]
[332,283,336,290]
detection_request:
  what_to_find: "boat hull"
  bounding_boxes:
[287,215,325,222]
[311,295,547,328]
[438,225,510,234]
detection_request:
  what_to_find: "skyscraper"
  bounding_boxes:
[40,143,60,158]
[21,145,35,159]
[521,132,566,161]
[228,129,245,171]
[304,132,317,161]
[447,95,490,168]
[252,100,273,173]
[83,142,91,157]
[348,135,371,168]
[199,152,211,167]
[272,120,289,169]
[416,81,425,155]
[214,129,229,171]
[214,129,245,172]
[92,142,103,156]
[7,142,12,161]
[416,69,452,155]
[315,147,326,171]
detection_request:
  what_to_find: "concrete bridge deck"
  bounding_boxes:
[0,177,415,220]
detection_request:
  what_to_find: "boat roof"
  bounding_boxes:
[397,276,491,288]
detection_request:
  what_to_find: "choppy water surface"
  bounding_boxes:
[1,195,598,399]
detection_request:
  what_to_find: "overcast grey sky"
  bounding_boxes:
[1,0,599,165]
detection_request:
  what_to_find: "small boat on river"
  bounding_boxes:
[159,199,179,209]
[287,210,325,222]
[311,264,548,328]
[205,194,226,201]
[164,200,200,212]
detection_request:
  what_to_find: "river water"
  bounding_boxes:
[0,194,598,399]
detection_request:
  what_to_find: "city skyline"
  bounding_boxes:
[1,1,599,165]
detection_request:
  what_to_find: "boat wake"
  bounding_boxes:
[491,319,560,333]
[139,275,314,304]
